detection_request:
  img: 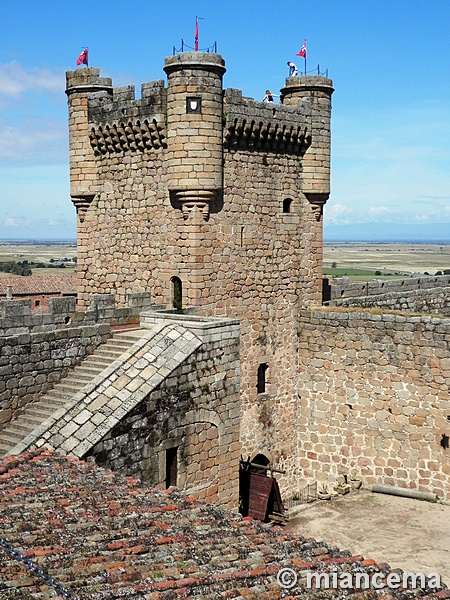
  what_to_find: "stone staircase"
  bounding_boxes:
[0,329,145,458]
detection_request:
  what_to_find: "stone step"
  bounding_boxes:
[82,356,117,367]
[53,382,84,393]
[0,430,23,445]
[6,420,33,434]
[73,366,106,376]
[0,328,149,458]
[26,403,65,418]
[95,346,129,360]
[43,391,78,402]
[61,372,93,383]
[19,415,49,427]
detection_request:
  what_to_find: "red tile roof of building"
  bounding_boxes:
[0,275,77,296]
[0,449,448,599]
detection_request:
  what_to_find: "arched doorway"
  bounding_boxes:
[171,276,182,311]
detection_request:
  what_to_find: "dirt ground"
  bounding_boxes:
[285,489,450,585]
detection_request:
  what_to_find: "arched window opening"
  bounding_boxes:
[171,276,182,311]
[251,453,270,473]
[283,198,293,213]
[257,363,268,394]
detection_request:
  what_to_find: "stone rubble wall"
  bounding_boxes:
[327,286,450,316]
[297,308,450,500]
[0,293,153,428]
[0,321,109,428]
[0,292,152,336]
[328,274,450,300]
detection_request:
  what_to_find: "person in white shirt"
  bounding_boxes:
[263,90,279,102]
[287,61,298,76]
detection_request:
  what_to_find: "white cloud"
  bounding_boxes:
[324,203,354,224]
[4,217,32,227]
[368,206,393,217]
[0,61,62,100]
[0,118,67,165]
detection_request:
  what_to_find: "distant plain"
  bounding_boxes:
[324,243,450,280]
[0,242,449,280]
[0,242,77,276]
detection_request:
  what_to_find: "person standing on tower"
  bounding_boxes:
[287,61,298,76]
[263,90,279,102]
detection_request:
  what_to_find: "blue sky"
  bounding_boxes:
[0,0,449,241]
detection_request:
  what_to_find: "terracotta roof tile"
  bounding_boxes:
[0,275,77,296]
[0,449,447,599]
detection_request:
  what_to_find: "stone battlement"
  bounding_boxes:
[0,292,152,337]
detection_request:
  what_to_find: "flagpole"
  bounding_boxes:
[304,39,307,75]
[195,16,199,52]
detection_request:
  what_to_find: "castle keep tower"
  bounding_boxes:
[66,53,333,490]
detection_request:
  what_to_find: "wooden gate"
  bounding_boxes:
[239,457,285,521]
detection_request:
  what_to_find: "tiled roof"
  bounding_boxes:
[0,275,77,296]
[0,449,448,599]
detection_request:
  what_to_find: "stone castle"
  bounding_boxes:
[1,50,449,508]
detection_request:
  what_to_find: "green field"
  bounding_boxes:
[323,267,401,281]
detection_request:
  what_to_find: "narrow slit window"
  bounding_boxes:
[257,363,268,394]
[171,276,182,311]
[165,447,178,488]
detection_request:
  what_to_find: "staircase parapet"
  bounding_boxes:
[8,323,204,458]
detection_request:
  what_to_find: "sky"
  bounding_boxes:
[0,0,449,242]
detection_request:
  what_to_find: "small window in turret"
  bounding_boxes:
[186,97,202,114]
[283,198,293,213]
[257,363,268,394]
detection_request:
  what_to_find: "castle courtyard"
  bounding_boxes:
[286,489,450,584]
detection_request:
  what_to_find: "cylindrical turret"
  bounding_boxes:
[163,52,226,220]
[281,76,334,305]
[66,68,112,306]
[281,76,334,206]
[66,68,113,219]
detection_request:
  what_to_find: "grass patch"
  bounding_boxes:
[323,268,398,281]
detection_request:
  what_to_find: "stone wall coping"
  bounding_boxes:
[140,309,240,340]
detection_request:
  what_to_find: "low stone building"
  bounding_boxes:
[0,275,76,312]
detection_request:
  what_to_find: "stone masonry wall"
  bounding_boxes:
[297,308,450,500]
[86,317,241,510]
[66,55,333,491]
[328,274,450,300]
[0,321,109,428]
[327,285,450,317]
[0,292,152,428]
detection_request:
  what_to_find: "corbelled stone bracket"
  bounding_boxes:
[224,117,311,155]
[72,195,96,222]
[305,192,329,222]
[172,190,218,222]
[89,118,166,155]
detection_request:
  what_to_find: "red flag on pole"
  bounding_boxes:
[76,48,89,66]
[297,41,307,58]
[195,17,199,52]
